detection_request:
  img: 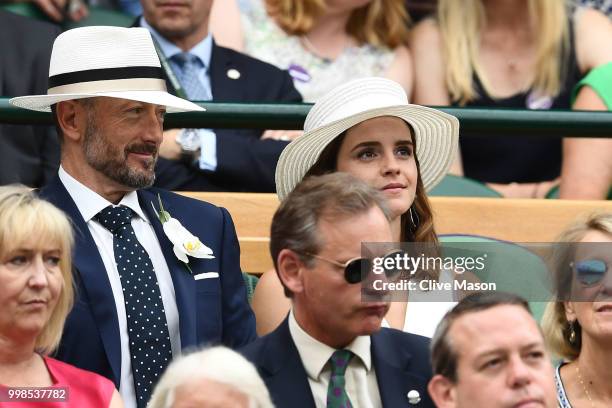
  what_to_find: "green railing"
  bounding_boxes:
[1,98,611,137]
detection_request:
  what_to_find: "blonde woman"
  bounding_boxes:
[0,186,122,408]
[211,0,413,102]
[410,0,612,198]
[542,212,612,407]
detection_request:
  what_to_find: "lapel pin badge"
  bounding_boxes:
[227,68,241,80]
[407,390,421,405]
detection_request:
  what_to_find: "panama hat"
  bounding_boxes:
[275,77,459,200]
[10,26,203,113]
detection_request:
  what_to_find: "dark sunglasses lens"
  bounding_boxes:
[575,259,607,286]
[345,258,370,284]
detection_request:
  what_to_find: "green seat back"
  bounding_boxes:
[1,3,50,22]
[63,6,133,29]
[242,272,259,304]
[439,234,551,322]
[545,184,612,200]
[430,174,502,198]
[1,3,132,29]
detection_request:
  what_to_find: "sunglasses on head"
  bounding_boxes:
[571,259,609,286]
[301,250,404,284]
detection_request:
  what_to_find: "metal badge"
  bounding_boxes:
[227,69,241,80]
[407,390,421,405]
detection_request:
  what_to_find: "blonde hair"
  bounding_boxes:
[265,0,410,48]
[148,346,275,408]
[541,212,612,360]
[0,185,74,355]
[438,0,571,105]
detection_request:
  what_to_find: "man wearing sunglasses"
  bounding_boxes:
[241,172,435,408]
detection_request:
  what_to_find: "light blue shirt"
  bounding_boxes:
[141,17,217,171]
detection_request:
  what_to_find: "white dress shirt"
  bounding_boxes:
[288,311,382,408]
[59,167,181,408]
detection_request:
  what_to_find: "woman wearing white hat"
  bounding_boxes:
[253,77,461,337]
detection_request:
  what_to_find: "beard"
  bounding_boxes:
[82,116,158,189]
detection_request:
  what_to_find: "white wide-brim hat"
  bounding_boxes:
[10,26,203,113]
[275,77,460,200]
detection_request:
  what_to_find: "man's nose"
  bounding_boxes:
[142,105,164,143]
[507,356,533,389]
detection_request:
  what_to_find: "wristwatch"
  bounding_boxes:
[176,128,201,163]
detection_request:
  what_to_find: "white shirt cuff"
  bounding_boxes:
[197,129,217,171]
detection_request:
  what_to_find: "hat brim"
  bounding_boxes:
[9,90,204,113]
[275,104,460,200]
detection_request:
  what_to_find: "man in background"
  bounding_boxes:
[139,0,302,192]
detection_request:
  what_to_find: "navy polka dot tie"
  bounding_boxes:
[95,205,172,408]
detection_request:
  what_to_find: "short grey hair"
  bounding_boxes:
[147,346,274,408]
[270,172,392,297]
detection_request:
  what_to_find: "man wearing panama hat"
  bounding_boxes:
[11,26,256,408]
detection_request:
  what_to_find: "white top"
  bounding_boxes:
[382,269,457,338]
[288,311,382,408]
[58,167,181,408]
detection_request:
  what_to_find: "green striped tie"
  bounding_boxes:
[326,349,354,408]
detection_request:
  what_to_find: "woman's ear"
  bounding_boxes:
[276,249,306,296]
[564,301,577,323]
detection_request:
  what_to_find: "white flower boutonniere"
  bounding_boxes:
[153,195,214,274]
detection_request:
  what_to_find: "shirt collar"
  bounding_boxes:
[58,166,149,224]
[140,17,213,69]
[288,309,372,381]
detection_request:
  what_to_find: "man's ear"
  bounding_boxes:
[56,100,87,142]
[428,374,457,408]
[277,249,306,295]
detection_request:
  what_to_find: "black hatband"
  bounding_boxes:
[48,66,164,88]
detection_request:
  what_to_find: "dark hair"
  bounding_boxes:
[430,292,531,382]
[304,121,440,277]
[270,172,392,297]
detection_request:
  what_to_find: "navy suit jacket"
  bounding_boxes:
[40,176,256,388]
[240,318,435,408]
[147,32,303,192]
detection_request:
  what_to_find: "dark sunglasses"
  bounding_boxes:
[571,259,609,286]
[301,250,404,284]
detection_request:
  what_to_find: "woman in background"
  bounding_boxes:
[211,0,413,103]
[542,212,612,407]
[410,0,612,198]
[0,185,122,408]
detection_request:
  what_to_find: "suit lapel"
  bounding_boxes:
[40,177,122,383]
[209,42,243,101]
[372,330,421,407]
[258,318,316,408]
[138,190,197,348]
